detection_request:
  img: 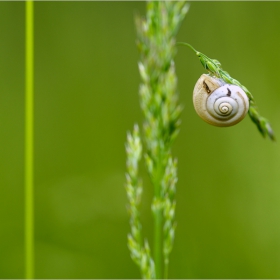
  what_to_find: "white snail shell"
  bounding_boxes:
[193,74,249,127]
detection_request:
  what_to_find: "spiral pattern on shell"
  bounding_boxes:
[193,74,249,127]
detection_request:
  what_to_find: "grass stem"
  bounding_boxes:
[153,167,163,279]
[154,208,163,279]
[177,42,197,53]
[25,1,34,279]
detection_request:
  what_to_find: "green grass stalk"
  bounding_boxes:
[25,1,34,279]
[126,2,188,278]
[153,167,164,279]
[154,206,163,278]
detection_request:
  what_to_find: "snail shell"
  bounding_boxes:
[193,74,249,127]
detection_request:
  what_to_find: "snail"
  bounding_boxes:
[193,74,249,127]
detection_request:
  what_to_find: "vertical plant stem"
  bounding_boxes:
[154,208,163,278]
[164,262,168,279]
[154,171,163,279]
[25,1,34,279]
[127,2,188,278]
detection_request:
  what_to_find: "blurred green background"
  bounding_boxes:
[0,1,280,278]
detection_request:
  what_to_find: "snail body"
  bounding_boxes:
[193,74,249,127]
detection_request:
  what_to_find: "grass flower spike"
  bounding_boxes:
[126,125,156,279]
[126,1,188,278]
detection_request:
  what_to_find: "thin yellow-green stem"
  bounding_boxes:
[154,208,163,279]
[25,1,34,279]
[164,263,168,279]
[154,167,163,279]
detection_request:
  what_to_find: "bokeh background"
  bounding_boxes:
[1,1,280,278]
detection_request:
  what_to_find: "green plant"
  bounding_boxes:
[25,1,34,279]
[125,1,275,279]
[125,1,188,279]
